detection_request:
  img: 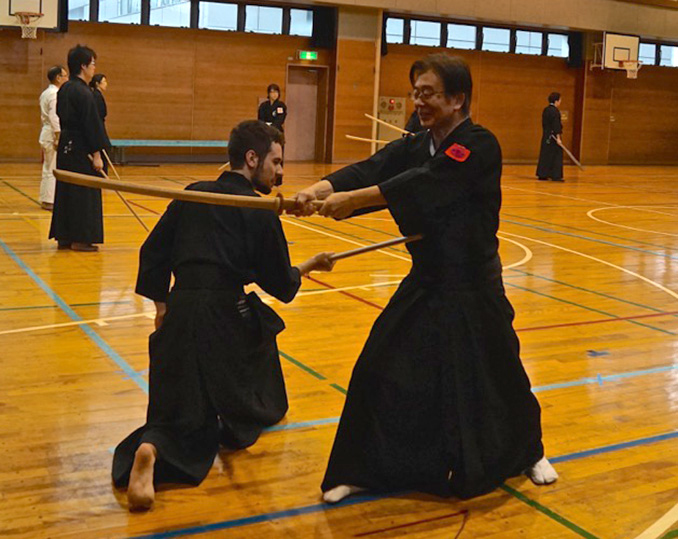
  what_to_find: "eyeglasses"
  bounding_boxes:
[408,89,445,101]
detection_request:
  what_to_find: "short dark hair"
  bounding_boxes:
[90,73,106,89]
[228,120,284,169]
[67,44,96,77]
[548,92,561,104]
[409,54,472,115]
[267,83,280,95]
[47,65,65,83]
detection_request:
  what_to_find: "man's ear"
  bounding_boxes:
[244,149,259,169]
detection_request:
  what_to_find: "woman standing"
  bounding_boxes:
[90,74,111,151]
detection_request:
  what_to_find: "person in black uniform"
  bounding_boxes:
[294,54,557,503]
[536,92,564,182]
[257,83,287,132]
[112,120,335,511]
[49,44,108,252]
[90,73,111,171]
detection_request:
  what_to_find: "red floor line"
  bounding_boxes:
[516,309,678,332]
[305,275,385,311]
[353,510,468,537]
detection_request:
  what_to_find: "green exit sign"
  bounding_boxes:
[298,50,318,60]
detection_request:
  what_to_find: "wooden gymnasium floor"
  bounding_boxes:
[2,162,678,539]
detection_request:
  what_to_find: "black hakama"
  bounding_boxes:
[49,77,108,245]
[536,104,563,181]
[321,119,544,499]
[112,173,301,488]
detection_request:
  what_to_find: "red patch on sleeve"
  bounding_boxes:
[444,143,471,162]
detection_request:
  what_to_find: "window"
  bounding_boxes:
[199,2,237,31]
[638,43,656,66]
[410,20,440,47]
[99,0,141,23]
[547,34,569,57]
[289,8,312,37]
[150,0,190,27]
[516,30,542,55]
[245,5,282,34]
[482,27,510,53]
[385,17,404,44]
[660,45,678,67]
[447,23,476,50]
[68,0,89,20]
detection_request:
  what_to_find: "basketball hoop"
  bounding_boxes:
[620,60,642,79]
[14,12,43,39]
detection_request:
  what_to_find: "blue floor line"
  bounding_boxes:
[128,428,678,539]
[0,237,148,393]
[502,212,678,253]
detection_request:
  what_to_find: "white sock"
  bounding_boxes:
[322,485,365,503]
[525,457,558,485]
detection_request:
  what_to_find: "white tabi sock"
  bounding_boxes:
[525,457,559,485]
[322,485,365,504]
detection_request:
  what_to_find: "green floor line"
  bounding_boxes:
[1,180,41,206]
[501,484,599,539]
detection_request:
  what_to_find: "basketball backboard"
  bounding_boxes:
[592,32,640,70]
[1,0,60,31]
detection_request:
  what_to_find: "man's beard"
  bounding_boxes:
[251,162,272,195]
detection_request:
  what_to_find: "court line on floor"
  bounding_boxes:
[505,282,676,336]
[502,184,619,207]
[1,179,41,206]
[303,263,675,335]
[500,485,597,539]
[503,218,678,260]
[281,217,412,262]
[0,236,148,392]
[501,231,678,303]
[502,212,678,253]
[129,425,678,538]
[509,268,676,316]
[281,215,677,334]
[588,207,678,238]
[634,501,678,539]
[0,300,132,313]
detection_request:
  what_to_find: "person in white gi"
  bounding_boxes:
[38,65,68,211]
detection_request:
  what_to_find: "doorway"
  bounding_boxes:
[285,65,329,162]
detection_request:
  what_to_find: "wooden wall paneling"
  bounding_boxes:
[475,53,578,163]
[608,66,678,164]
[581,66,613,165]
[332,38,377,163]
[0,35,46,161]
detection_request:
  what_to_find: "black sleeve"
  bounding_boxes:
[257,102,266,122]
[325,137,411,193]
[135,201,181,302]
[554,110,563,136]
[94,91,107,121]
[251,211,301,303]
[548,108,562,136]
[273,102,287,129]
[79,87,108,154]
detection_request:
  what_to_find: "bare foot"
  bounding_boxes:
[128,443,157,511]
[525,457,558,485]
[322,485,365,504]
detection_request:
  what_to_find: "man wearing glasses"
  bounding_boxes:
[293,53,557,503]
